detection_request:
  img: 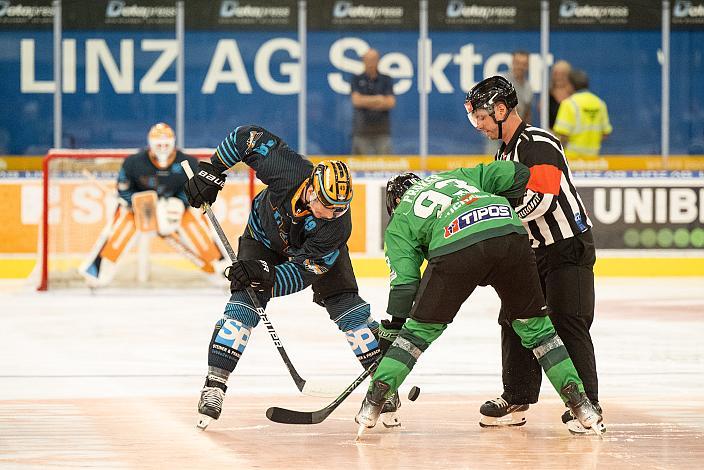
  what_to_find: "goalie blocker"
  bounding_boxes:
[78,190,228,287]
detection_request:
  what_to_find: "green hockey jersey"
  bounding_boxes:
[385,160,530,317]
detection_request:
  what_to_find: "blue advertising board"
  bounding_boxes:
[1,2,703,156]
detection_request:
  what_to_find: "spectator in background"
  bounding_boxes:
[350,48,396,155]
[547,60,574,129]
[505,50,534,124]
[553,69,612,158]
[486,50,534,154]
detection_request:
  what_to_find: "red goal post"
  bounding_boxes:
[38,148,256,290]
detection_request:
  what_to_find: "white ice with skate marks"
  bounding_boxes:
[1,278,703,414]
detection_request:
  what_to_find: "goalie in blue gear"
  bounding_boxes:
[78,123,228,287]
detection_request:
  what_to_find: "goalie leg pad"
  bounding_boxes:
[179,209,226,263]
[208,317,253,373]
[78,205,137,287]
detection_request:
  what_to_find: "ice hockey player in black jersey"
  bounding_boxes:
[184,125,398,430]
[79,123,227,287]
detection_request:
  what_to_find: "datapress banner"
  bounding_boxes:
[63,0,176,30]
[428,0,539,29]
[578,177,704,249]
[309,0,418,30]
[672,0,704,27]
[0,0,52,28]
[186,0,297,30]
[550,0,660,29]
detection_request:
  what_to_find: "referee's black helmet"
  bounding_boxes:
[464,76,518,119]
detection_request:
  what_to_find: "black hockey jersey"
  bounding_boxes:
[117,149,198,207]
[209,125,353,297]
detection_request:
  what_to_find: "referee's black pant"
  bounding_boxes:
[499,230,599,404]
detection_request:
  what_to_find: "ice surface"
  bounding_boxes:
[2,278,702,401]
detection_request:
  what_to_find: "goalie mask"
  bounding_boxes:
[148,122,176,169]
[308,160,354,218]
[386,172,421,216]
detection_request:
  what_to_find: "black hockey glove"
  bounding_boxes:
[184,161,226,208]
[378,317,405,355]
[225,259,275,293]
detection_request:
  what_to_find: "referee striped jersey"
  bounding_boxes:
[495,122,591,248]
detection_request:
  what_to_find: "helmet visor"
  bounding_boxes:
[464,101,479,128]
[309,191,349,218]
[464,101,495,129]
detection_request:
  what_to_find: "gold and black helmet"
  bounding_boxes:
[309,160,354,211]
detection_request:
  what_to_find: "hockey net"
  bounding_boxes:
[36,149,256,290]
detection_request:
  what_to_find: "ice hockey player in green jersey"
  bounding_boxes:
[354,160,605,438]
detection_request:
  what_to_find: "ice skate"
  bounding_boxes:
[561,400,606,435]
[197,376,227,430]
[380,391,402,428]
[479,396,529,427]
[355,380,390,439]
[561,383,605,437]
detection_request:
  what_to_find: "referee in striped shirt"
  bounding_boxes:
[464,76,602,434]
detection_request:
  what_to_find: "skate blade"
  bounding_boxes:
[355,423,367,441]
[479,411,526,428]
[196,415,212,430]
[381,412,401,428]
[591,421,606,438]
[566,419,607,436]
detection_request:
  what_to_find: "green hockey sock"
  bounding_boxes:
[371,319,446,396]
[511,316,584,403]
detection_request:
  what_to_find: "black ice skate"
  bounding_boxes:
[380,391,402,428]
[479,396,529,427]
[197,376,227,430]
[355,380,391,439]
[561,382,606,437]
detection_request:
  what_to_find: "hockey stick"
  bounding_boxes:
[181,161,335,398]
[266,362,378,425]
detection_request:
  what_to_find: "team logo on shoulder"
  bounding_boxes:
[246,130,263,152]
[444,204,512,238]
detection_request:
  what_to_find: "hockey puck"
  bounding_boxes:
[408,386,421,401]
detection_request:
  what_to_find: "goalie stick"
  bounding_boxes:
[181,161,335,398]
[266,362,378,425]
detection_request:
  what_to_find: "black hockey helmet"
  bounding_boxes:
[465,75,518,116]
[386,172,421,216]
[464,76,518,139]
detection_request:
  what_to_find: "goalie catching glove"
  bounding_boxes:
[225,259,275,293]
[184,161,226,208]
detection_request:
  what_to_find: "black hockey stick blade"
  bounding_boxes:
[266,362,378,425]
[266,406,319,425]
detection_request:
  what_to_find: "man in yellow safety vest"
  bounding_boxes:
[553,69,612,158]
